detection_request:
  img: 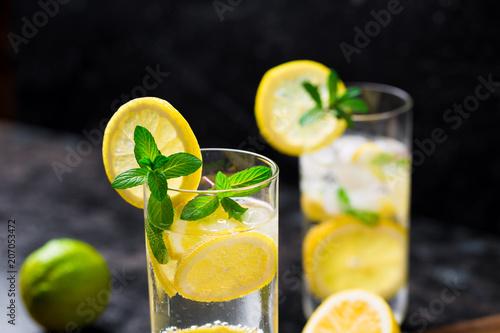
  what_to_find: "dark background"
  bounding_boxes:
[1,1,500,228]
[1,1,500,332]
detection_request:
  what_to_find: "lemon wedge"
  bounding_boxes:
[255,60,347,156]
[302,289,401,333]
[174,231,277,302]
[102,97,202,208]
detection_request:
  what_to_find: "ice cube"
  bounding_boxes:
[348,188,384,212]
[242,206,272,227]
[322,184,341,215]
[331,135,368,163]
[374,137,408,157]
[332,164,381,190]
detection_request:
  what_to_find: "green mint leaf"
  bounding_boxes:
[134,125,160,164]
[112,168,148,189]
[162,152,202,179]
[346,209,380,226]
[147,194,174,230]
[221,197,248,222]
[148,169,168,201]
[215,171,232,198]
[177,166,272,221]
[228,166,272,188]
[226,166,272,197]
[299,69,369,129]
[299,107,326,126]
[138,158,153,170]
[338,98,369,113]
[337,188,351,212]
[339,87,362,100]
[328,69,339,107]
[371,152,397,167]
[152,155,169,170]
[302,82,322,108]
[215,171,231,190]
[337,188,379,226]
[180,195,219,221]
[396,157,411,169]
[372,153,410,169]
[145,219,169,264]
[332,107,354,127]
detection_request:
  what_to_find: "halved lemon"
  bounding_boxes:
[302,289,400,333]
[102,97,202,208]
[174,231,277,302]
[255,60,347,156]
[303,215,407,301]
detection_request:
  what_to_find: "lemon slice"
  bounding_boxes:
[175,325,260,333]
[303,215,407,301]
[102,97,202,208]
[165,222,204,261]
[166,205,246,260]
[352,142,382,163]
[147,243,178,297]
[174,231,277,302]
[255,60,347,156]
[302,289,401,333]
[300,193,334,222]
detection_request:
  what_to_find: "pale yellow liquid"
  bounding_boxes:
[300,135,410,323]
[146,198,278,333]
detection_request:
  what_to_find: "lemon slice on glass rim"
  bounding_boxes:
[102,97,202,209]
[255,60,347,156]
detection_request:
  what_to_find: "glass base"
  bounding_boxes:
[302,284,409,324]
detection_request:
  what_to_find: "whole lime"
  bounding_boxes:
[20,238,111,331]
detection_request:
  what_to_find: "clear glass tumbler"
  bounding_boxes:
[300,83,412,323]
[144,148,279,333]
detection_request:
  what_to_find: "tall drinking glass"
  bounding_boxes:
[144,148,279,333]
[300,83,412,323]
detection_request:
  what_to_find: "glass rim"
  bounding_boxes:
[346,82,413,122]
[161,148,279,194]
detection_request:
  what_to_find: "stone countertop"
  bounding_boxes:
[1,121,499,333]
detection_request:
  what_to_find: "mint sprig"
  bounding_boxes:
[180,166,272,222]
[337,188,379,226]
[300,69,369,127]
[111,125,202,264]
[110,126,273,262]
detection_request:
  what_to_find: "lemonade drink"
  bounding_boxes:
[145,149,279,333]
[102,98,279,333]
[299,83,412,323]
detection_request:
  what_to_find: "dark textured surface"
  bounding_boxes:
[1,122,500,333]
[3,0,500,233]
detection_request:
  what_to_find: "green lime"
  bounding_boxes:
[20,238,111,331]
